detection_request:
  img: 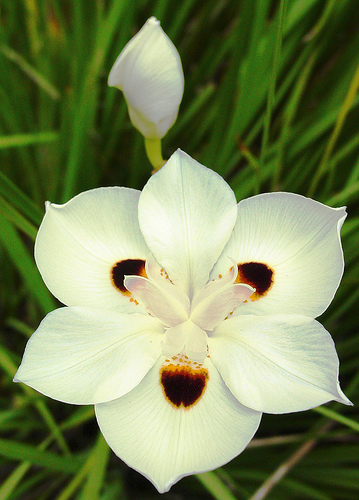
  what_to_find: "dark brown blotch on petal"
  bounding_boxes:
[236,262,274,301]
[111,259,147,295]
[160,364,209,409]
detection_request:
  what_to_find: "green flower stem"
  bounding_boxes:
[144,138,166,172]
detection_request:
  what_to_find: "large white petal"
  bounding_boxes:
[138,150,238,299]
[212,193,346,317]
[95,358,261,493]
[14,307,163,405]
[35,187,149,312]
[209,314,351,414]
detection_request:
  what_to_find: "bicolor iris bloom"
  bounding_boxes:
[108,17,184,139]
[15,150,350,493]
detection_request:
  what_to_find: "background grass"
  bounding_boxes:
[1,0,359,498]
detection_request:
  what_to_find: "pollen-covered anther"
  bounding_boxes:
[111,259,147,295]
[160,355,209,410]
[160,268,170,280]
[236,262,274,300]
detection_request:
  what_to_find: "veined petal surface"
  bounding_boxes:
[35,187,149,312]
[209,314,351,413]
[139,150,238,298]
[212,193,346,317]
[95,358,261,493]
[14,307,163,405]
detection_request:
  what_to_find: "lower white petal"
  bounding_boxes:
[209,314,351,414]
[14,307,163,405]
[95,358,261,493]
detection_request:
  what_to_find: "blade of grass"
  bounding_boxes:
[0,437,80,474]
[55,432,108,500]
[0,343,70,455]
[248,422,333,500]
[196,470,239,500]
[0,433,58,500]
[0,170,43,226]
[274,49,318,189]
[326,180,359,205]
[79,434,110,500]
[312,407,359,433]
[62,0,132,201]
[260,0,288,169]
[23,0,42,62]
[0,461,32,500]
[308,62,359,196]
[0,86,42,202]
[0,45,61,100]
[0,131,58,149]
[330,133,359,186]
[0,196,38,240]
[0,216,55,314]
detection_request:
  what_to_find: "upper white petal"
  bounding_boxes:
[212,192,346,317]
[138,150,238,299]
[95,358,261,493]
[35,187,149,312]
[209,314,351,413]
[108,17,184,139]
[14,307,163,405]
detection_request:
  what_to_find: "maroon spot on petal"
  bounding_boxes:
[160,364,209,409]
[236,262,274,301]
[111,259,147,295]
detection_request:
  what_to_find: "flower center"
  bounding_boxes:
[125,256,254,362]
[124,256,254,410]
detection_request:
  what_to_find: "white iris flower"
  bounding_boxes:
[108,17,184,140]
[15,150,351,493]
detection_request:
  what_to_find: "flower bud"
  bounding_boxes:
[108,17,184,139]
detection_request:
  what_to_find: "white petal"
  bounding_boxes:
[95,358,261,493]
[14,307,163,405]
[139,150,238,299]
[209,314,351,413]
[212,193,346,317]
[35,187,149,312]
[108,17,184,139]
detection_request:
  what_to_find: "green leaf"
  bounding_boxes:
[0,438,81,474]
